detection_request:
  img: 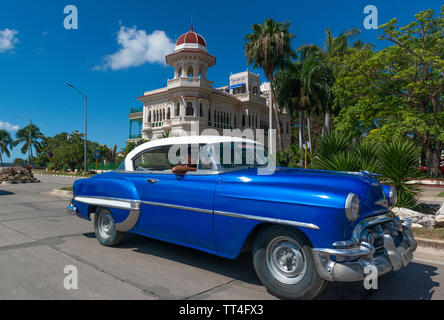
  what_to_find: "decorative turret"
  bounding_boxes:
[165,25,216,80]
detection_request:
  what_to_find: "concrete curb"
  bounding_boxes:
[415,237,444,250]
[34,173,85,178]
[407,180,444,186]
[1,180,41,185]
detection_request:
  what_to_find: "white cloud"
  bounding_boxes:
[95,26,175,71]
[0,28,19,53]
[0,121,19,131]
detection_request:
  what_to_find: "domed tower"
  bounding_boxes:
[166,25,216,80]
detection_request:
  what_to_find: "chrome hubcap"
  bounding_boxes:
[266,237,307,284]
[98,211,113,239]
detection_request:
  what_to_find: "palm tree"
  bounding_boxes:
[273,62,303,156]
[0,129,14,166]
[244,18,295,151]
[323,28,373,133]
[14,123,45,163]
[296,46,333,155]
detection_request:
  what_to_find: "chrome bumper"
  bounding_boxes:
[312,216,417,282]
[67,200,77,215]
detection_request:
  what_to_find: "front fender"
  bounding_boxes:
[213,181,352,258]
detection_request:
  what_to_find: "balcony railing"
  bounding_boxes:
[235,92,266,104]
[130,106,143,114]
[167,77,213,89]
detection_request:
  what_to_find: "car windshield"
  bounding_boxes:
[213,142,268,170]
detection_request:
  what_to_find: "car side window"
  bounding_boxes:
[133,145,174,171]
[133,144,216,173]
[197,144,215,171]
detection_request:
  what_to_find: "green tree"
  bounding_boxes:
[333,7,444,177]
[35,131,101,171]
[244,18,295,151]
[13,158,25,167]
[14,123,45,163]
[0,129,14,165]
[121,139,148,157]
[323,28,374,133]
[274,46,334,163]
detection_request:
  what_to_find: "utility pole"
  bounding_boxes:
[66,83,88,173]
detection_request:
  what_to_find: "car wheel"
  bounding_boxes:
[252,225,327,300]
[94,207,125,246]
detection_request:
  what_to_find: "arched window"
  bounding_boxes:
[175,103,180,116]
[148,111,151,122]
[286,122,290,134]
[208,108,211,121]
[187,66,194,77]
[178,67,183,77]
[242,115,246,127]
[186,102,194,116]
[167,108,171,120]
[200,103,203,117]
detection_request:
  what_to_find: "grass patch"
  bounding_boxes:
[437,191,444,198]
[59,187,73,191]
[412,227,444,241]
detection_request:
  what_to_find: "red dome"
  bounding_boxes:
[176,25,207,47]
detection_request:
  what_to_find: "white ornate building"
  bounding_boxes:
[128,25,291,148]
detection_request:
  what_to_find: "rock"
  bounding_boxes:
[436,215,444,228]
[416,203,439,215]
[0,167,37,182]
[391,207,437,228]
[411,223,424,229]
[437,204,444,216]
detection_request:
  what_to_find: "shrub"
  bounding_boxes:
[379,138,421,208]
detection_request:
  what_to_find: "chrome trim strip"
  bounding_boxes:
[116,210,140,232]
[74,196,141,210]
[142,201,213,214]
[374,199,388,207]
[74,195,142,204]
[214,210,320,230]
[74,196,320,230]
[114,170,222,176]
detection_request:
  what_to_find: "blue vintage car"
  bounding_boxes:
[67,135,417,299]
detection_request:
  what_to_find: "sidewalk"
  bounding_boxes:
[418,186,444,204]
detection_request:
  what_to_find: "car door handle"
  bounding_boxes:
[146,178,159,184]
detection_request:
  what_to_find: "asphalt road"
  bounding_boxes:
[0,175,443,300]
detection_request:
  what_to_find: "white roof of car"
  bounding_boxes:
[125,135,261,170]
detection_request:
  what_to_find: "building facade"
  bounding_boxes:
[128,26,291,148]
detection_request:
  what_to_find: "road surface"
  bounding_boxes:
[0,175,443,300]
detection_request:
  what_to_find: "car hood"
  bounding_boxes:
[219,167,388,218]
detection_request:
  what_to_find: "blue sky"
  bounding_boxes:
[0,0,441,162]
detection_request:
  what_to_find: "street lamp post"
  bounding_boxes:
[66,83,88,173]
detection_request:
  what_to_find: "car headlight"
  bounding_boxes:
[345,193,360,222]
[389,187,397,208]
